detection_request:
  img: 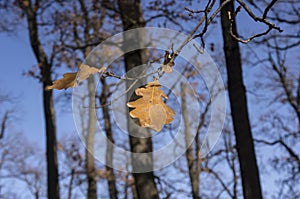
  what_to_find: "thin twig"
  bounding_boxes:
[262,0,278,19]
[171,0,232,64]
[228,0,282,44]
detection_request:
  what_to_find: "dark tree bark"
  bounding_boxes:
[100,78,118,199]
[0,111,9,140]
[21,1,60,198]
[42,63,60,199]
[117,1,159,199]
[220,1,262,198]
[67,168,75,199]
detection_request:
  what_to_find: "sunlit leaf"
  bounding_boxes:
[127,80,175,132]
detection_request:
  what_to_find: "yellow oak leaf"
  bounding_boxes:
[46,64,105,90]
[127,80,175,132]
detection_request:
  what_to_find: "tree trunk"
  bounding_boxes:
[43,68,60,199]
[181,84,200,199]
[22,1,60,198]
[100,78,118,199]
[0,111,8,140]
[78,1,99,196]
[220,1,262,198]
[78,0,99,196]
[86,77,98,199]
[117,1,159,199]
[67,168,74,199]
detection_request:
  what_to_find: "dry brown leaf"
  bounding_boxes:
[161,50,175,73]
[46,64,106,90]
[57,143,64,151]
[161,63,174,73]
[77,64,105,81]
[46,72,78,90]
[127,80,175,132]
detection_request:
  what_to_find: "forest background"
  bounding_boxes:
[0,0,299,199]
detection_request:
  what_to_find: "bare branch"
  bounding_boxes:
[269,53,300,123]
[202,167,234,198]
[255,138,300,168]
[0,111,9,140]
[262,0,278,19]
[192,0,216,49]
[236,0,281,31]
[229,22,273,44]
[227,0,283,44]
[171,0,232,63]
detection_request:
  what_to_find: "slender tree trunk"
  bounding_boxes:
[78,1,99,196]
[78,0,99,197]
[0,111,8,139]
[35,190,39,199]
[117,1,159,198]
[100,78,118,199]
[67,168,75,199]
[86,77,97,199]
[21,1,60,198]
[220,1,262,198]
[181,84,200,199]
[43,67,60,199]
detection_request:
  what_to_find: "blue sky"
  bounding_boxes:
[0,31,78,148]
[0,31,45,143]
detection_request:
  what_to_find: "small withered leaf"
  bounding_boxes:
[161,63,174,73]
[46,72,77,90]
[161,50,175,73]
[46,64,106,90]
[77,64,105,81]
